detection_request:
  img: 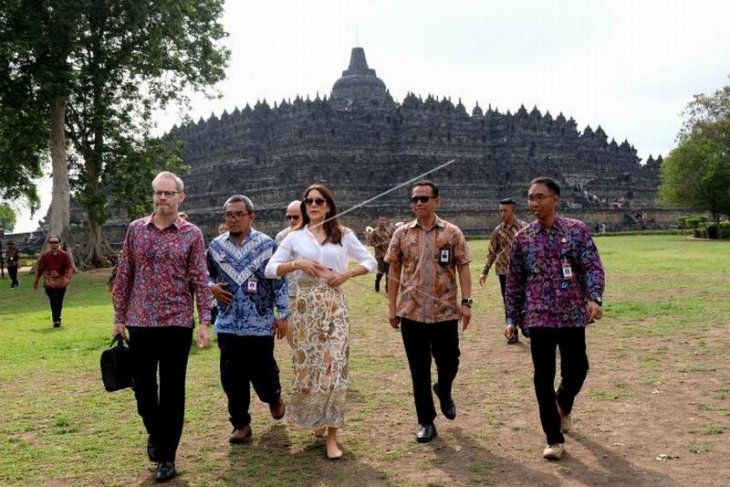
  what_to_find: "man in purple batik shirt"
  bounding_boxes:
[113,171,213,483]
[505,176,604,462]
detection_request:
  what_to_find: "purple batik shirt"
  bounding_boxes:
[505,216,604,330]
[113,214,213,328]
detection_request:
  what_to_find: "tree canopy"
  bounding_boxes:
[0,0,229,265]
[0,203,16,232]
[659,80,730,222]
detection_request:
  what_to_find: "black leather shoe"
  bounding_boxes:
[433,383,457,420]
[155,461,177,483]
[416,423,437,443]
[147,439,160,462]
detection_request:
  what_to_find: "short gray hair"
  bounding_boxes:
[152,171,184,192]
[224,194,254,213]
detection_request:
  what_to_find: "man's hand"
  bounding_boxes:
[197,323,211,348]
[274,319,288,340]
[504,324,517,341]
[112,322,127,339]
[211,282,233,306]
[33,280,39,291]
[459,305,472,331]
[586,300,603,322]
[478,273,487,286]
[389,312,400,330]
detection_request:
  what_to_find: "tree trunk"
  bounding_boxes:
[79,218,115,268]
[48,96,77,271]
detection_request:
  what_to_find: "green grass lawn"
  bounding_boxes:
[0,235,728,486]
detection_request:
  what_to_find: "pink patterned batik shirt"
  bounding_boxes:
[113,214,212,328]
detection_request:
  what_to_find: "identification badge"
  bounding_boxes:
[246,277,258,294]
[439,247,450,266]
[562,260,573,280]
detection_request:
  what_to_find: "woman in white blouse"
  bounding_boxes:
[265,184,376,459]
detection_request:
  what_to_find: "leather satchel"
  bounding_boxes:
[100,335,133,392]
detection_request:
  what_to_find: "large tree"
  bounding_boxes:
[659,80,730,223]
[0,0,229,266]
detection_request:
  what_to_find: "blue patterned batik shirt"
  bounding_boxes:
[207,229,289,336]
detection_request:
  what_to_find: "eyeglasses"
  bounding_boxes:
[304,197,326,207]
[153,190,180,198]
[410,195,435,204]
[527,193,555,202]
[286,215,300,221]
[224,211,249,220]
[49,240,60,244]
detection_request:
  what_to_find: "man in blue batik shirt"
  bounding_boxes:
[208,195,289,444]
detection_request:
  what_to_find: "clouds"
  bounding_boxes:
[13,0,730,232]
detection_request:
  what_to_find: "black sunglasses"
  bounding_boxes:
[410,196,435,204]
[286,215,300,220]
[304,197,326,207]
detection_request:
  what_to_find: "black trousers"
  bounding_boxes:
[529,327,589,445]
[44,286,67,323]
[127,326,193,462]
[498,274,507,320]
[218,333,281,428]
[400,318,460,425]
[8,265,19,287]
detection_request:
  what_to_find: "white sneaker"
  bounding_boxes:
[543,443,564,460]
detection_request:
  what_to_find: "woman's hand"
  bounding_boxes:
[327,271,351,288]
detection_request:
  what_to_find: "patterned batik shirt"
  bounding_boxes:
[113,215,213,328]
[505,215,605,330]
[385,216,471,323]
[207,229,289,336]
[367,226,394,259]
[481,219,527,276]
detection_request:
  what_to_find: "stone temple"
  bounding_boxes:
[166,47,667,239]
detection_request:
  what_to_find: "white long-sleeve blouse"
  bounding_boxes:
[264,226,377,280]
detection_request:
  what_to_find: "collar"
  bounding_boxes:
[406,215,446,232]
[143,213,184,230]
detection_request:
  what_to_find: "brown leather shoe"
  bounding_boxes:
[229,425,252,444]
[269,397,286,420]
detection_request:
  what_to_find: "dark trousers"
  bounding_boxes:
[401,318,460,425]
[218,333,281,428]
[498,274,507,319]
[127,326,193,462]
[8,266,19,287]
[44,286,67,323]
[529,327,589,445]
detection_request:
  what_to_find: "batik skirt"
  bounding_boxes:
[289,280,350,427]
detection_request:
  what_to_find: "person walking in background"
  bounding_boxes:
[274,200,302,347]
[265,184,376,460]
[386,180,472,444]
[33,236,73,327]
[366,216,393,293]
[478,198,527,344]
[5,241,20,288]
[112,171,212,482]
[275,200,302,244]
[207,195,289,444]
[505,176,604,461]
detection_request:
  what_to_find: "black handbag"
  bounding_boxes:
[100,335,133,392]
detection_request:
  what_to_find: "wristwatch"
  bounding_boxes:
[461,297,473,308]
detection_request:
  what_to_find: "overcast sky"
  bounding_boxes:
[12,0,730,232]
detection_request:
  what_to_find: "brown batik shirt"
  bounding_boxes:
[385,216,471,323]
[482,219,527,276]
